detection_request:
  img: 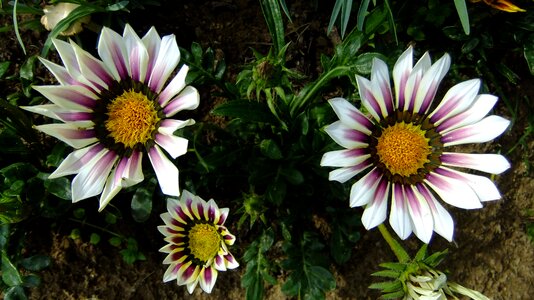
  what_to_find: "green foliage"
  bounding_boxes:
[242,228,277,300]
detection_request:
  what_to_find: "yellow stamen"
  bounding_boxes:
[376,122,431,177]
[188,223,221,263]
[105,90,160,148]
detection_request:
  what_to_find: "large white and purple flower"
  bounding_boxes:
[158,190,239,294]
[321,47,510,243]
[23,24,199,211]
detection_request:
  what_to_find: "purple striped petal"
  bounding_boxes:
[429,79,480,125]
[122,24,148,83]
[98,27,130,80]
[49,143,105,178]
[155,133,189,159]
[327,159,372,183]
[413,53,450,114]
[321,148,370,168]
[328,97,374,134]
[158,119,196,135]
[324,121,370,149]
[441,115,510,146]
[199,267,218,293]
[416,183,454,242]
[405,185,433,243]
[389,184,412,240]
[148,145,180,197]
[71,40,113,89]
[224,252,239,269]
[393,47,413,109]
[141,27,162,82]
[71,150,118,202]
[370,58,394,115]
[356,75,383,121]
[158,65,189,107]
[35,123,97,149]
[434,167,502,202]
[424,171,482,209]
[148,34,180,93]
[52,39,82,78]
[361,177,389,229]
[217,207,229,226]
[436,94,498,134]
[349,167,382,207]
[405,52,431,112]
[440,152,510,174]
[162,86,200,117]
[33,85,97,111]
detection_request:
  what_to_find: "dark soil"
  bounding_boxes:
[1,0,533,299]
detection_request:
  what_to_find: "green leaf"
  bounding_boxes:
[379,262,406,272]
[371,269,401,278]
[352,52,382,75]
[357,0,371,31]
[525,38,534,75]
[22,274,41,288]
[280,167,304,185]
[44,177,72,201]
[131,179,155,222]
[109,236,122,247]
[212,100,276,124]
[89,233,101,245]
[3,285,27,300]
[19,255,50,271]
[259,139,283,160]
[453,0,470,35]
[105,212,117,225]
[19,55,37,81]
[368,279,402,292]
[2,252,23,286]
[0,61,10,78]
[266,180,286,206]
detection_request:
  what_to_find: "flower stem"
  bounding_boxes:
[378,224,410,263]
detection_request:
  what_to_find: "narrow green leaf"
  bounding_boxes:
[453,0,470,35]
[357,0,371,31]
[525,39,534,75]
[2,252,23,286]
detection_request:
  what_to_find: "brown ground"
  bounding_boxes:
[1,0,533,299]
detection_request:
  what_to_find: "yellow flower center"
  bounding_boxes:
[376,122,431,177]
[105,90,160,148]
[188,223,221,263]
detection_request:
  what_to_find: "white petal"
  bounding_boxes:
[158,65,189,107]
[328,160,372,183]
[22,104,93,123]
[436,167,502,202]
[122,24,149,83]
[98,26,130,80]
[324,121,369,149]
[33,85,97,111]
[141,27,162,81]
[429,79,480,125]
[440,152,511,174]
[405,185,433,243]
[436,94,498,134]
[71,150,118,202]
[148,145,180,197]
[370,58,394,115]
[49,143,105,178]
[35,123,98,149]
[163,86,200,117]
[148,34,180,93]
[416,183,454,242]
[99,151,144,211]
[424,171,482,209]
[38,57,80,87]
[405,52,431,112]
[328,98,374,134]
[158,119,196,135]
[361,178,389,229]
[155,133,189,159]
[21,104,63,120]
[442,115,510,147]
[413,53,450,114]
[199,267,218,294]
[356,76,382,121]
[52,38,82,79]
[349,168,382,207]
[393,47,413,109]
[320,148,370,168]
[70,40,113,90]
[389,184,412,240]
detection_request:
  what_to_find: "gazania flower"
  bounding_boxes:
[158,190,239,293]
[23,25,199,210]
[470,0,526,13]
[321,47,510,243]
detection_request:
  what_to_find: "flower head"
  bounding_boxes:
[404,270,489,300]
[41,3,91,36]
[158,190,239,293]
[321,47,510,243]
[23,25,199,210]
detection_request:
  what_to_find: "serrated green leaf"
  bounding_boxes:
[378,262,407,272]
[19,254,50,271]
[371,269,400,278]
[368,279,402,292]
[414,244,428,261]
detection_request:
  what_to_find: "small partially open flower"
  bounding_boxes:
[41,3,91,36]
[405,269,489,300]
[158,191,239,293]
[470,0,526,12]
